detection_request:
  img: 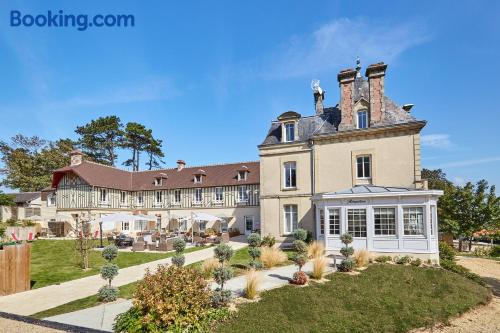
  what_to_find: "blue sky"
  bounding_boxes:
[0,1,499,191]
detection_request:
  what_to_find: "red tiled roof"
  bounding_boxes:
[52,160,260,191]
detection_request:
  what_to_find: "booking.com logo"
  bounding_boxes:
[10,10,135,31]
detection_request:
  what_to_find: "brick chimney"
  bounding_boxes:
[70,149,84,166]
[337,68,357,128]
[365,62,388,125]
[177,160,185,171]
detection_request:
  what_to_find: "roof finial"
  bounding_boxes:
[355,56,361,78]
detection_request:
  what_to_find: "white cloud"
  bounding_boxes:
[452,176,466,186]
[262,18,429,79]
[421,134,454,149]
[431,156,500,169]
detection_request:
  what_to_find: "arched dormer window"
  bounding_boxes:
[193,169,206,183]
[237,165,249,181]
[277,111,301,143]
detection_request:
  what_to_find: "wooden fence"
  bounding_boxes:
[0,243,31,296]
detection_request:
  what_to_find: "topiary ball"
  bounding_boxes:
[102,245,118,261]
[292,271,308,285]
[337,258,355,272]
[213,266,233,286]
[293,229,308,242]
[101,263,119,281]
[248,246,261,260]
[214,243,234,263]
[340,233,353,245]
[293,240,308,254]
[293,253,308,270]
[171,253,185,267]
[247,233,261,247]
[210,288,232,308]
[98,285,119,302]
[173,238,186,253]
[340,246,354,258]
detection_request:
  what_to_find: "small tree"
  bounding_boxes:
[172,238,186,267]
[337,233,355,272]
[247,233,262,268]
[212,243,234,307]
[98,245,119,302]
[74,220,94,269]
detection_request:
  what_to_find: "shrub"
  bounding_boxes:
[440,259,485,286]
[211,288,232,308]
[337,258,355,272]
[293,228,308,242]
[340,246,354,258]
[439,241,456,261]
[102,245,118,261]
[248,246,262,268]
[491,245,500,257]
[293,253,308,271]
[340,233,353,245]
[291,271,308,285]
[213,244,234,292]
[305,230,314,244]
[396,255,412,265]
[375,255,392,263]
[261,234,276,247]
[98,285,118,302]
[244,269,261,299]
[247,233,261,247]
[213,266,234,288]
[100,263,119,284]
[172,253,185,267]
[311,256,327,280]
[133,265,212,330]
[293,240,308,254]
[353,249,370,268]
[0,224,5,239]
[260,246,287,268]
[173,238,186,253]
[307,241,325,259]
[201,258,220,279]
[214,244,234,263]
[411,258,422,266]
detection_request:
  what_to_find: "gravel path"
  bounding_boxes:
[0,317,65,333]
[413,256,500,333]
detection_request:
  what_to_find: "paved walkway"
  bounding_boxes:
[45,258,337,332]
[0,238,248,316]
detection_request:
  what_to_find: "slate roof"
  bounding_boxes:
[8,192,41,204]
[260,75,421,146]
[52,160,260,191]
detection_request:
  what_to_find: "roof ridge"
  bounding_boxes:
[83,160,132,172]
[133,160,260,173]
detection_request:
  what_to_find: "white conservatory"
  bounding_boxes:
[313,186,443,261]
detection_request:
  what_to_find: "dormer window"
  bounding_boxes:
[284,122,295,142]
[357,110,368,129]
[194,175,202,183]
[154,178,163,186]
[238,170,247,181]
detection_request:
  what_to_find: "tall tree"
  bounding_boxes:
[0,135,74,191]
[0,192,15,206]
[75,116,123,166]
[122,122,152,171]
[145,137,165,170]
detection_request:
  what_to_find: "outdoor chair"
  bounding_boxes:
[27,232,34,241]
[148,243,157,251]
[132,240,145,251]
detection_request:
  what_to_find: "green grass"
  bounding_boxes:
[214,264,491,333]
[31,239,205,289]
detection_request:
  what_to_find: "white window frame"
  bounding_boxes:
[284,122,295,142]
[430,205,436,237]
[134,220,148,231]
[194,175,202,184]
[244,215,254,232]
[319,208,325,235]
[356,155,371,179]
[155,191,163,205]
[237,186,248,203]
[347,208,367,238]
[173,189,181,205]
[214,187,224,203]
[403,206,425,236]
[198,220,207,232]
[136,192,144,206]
[373,206,397,237]
[357,110,368,129]
[327,207,341,236]
[121,221,129,231]
[283,161,297,189]
[154,178,162,186]
[120,191,127,205]
[47,194,56,207]
[99,188,108,204]
[194,188,203,204]
[237,171,247,181]
[284,204,298,235]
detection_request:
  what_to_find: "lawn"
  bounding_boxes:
[31,239,205,289]
[214,264,491,333]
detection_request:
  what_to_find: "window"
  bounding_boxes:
[374,208,396,235]
[221,220,229,232]
[155,191,162,204]
[356,156,371,179]
[156,215,162,230]
[179,219,188,232]
[120,191,127,204]
[47,194,56,206]
[238,186,248,202]
[154,178,162,186]
[283,161,297,188]
[404,207,424,236]
[245,216,254,232]
[319,209,324,235]
[134,220,148,231]
[215,187,224,202]
[430,205,436,236]
[137,192,144,205]
[194,188,203,203]
[198,221,207,232]
[121,221,129,231]
[357,110,368,129]
[99,188,108,203]
[284,205,298,234]
[284,122,295,142]
[347,209,367,237]
[328,208,340,235]
[174,189,181,204]
[238,171,247,181]
[194,175,202,183]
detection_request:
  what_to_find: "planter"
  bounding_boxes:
[0,242,31,295]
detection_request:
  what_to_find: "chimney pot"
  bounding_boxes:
[177,160,186,171]
[70,149,84,166]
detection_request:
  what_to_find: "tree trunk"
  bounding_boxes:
[136,151,140,171]
[468,238,472,252]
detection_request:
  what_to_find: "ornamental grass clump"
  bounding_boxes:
[244,269,262,299]
[247,233,262,269]
[260,246,287,268]
[307,241,325,259]
[337,233,355,272]
[201,257,220,279]
[212,243,234,307]
[311,256,327,280]
[353,249,370,268]
[98,245,119,302]
[172,238,186,267]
